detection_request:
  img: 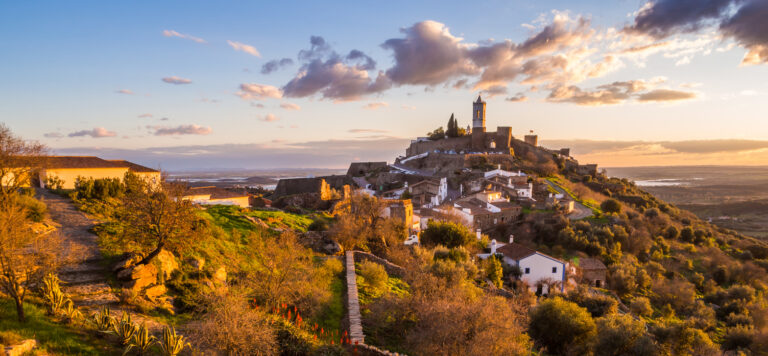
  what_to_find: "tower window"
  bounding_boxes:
[476,110,480,117]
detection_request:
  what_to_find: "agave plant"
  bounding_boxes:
[61,299,83,324]
[41,273,67,315]
[124,323,155,356]
[112,312,138,345]
[156,326,191,356]
[91,306,116,335]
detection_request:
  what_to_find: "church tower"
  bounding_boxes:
[472,95,487,150]
[472,95,486,130]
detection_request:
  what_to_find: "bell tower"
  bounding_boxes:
[472,95,486,150]
[472,95,486,130]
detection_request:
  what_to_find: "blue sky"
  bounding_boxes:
[1,0,767,169]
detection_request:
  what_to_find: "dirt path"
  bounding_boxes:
[544,180,594,220]
[36,189,163,330]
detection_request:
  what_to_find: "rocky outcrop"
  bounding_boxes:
[156,249,179,280]
[300,231,342,255]
[4,340,36,356]
[214,266,227,285]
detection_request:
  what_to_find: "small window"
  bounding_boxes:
[552,267,557,273]
[524,268,530,274]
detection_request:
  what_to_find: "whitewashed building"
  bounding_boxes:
[492,238,566,295]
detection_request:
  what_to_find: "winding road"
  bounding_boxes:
[544,180,594,220]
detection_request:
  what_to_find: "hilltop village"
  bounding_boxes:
[1,97,768,355]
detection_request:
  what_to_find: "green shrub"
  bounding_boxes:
[600,199,622,214]
[18,195,46,222]
[420,221,474,248]
[359,261,388,295]
[528,297,596,355]
[630,297,653,317]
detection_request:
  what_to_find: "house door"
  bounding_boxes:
[536,285,543,296]
[595,280,602,288]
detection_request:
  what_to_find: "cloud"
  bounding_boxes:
[547,85,631,106]
[349,129,389,133]
[480,85,507,98]
[719,0,768,65]
[150,124,212,136]
[115,89,133,95]
[162,76,192,85]
[236,83,283,100]
[162,30,206,44]
[227,40,261,57]
[259,113,279,122]
[382,21,477,85]
[363,102,388,110]
[282,36,391,101]
[44,132,63,138]
[636,89,697,102]
[68,127,117,138]
[505,93,528,102]
[261,58,294,74]
[280,102,301,110]
[138,113,153,118]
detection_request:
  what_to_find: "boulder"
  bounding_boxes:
[144,284,167,302]
[112,252,144,272]
[124,277,154,293]
[156,249,179,280]
[322,239,342,255]
[5,339,36,356]
[117,263,158,282]
[213,266,227,285]
[187,257,205,271]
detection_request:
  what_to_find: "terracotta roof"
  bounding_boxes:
[410,179,439,188]
[496,243,537,260]
[108,160,159,173]
[455,198,491,215]
[186,186,248,199]
[45,156,127,169]
[490,201,521,211]
[578,258,606,270]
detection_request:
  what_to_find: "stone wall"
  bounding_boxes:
[347,162,388,177]
[405,136,472,156]
[273,177,327,198]
[353,251,405,278]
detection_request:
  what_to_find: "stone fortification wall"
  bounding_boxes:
[405,136,471,156]
[273,177,327,198]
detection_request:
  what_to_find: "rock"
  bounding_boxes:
[144,284,167,302]
[5,339,36,356]
[244,215,269,229]
[117,263,158,281]
[213,266,227,285]
[187,257,205,271]
[112,252,144,272]
[322,240,342,255]
[156,249,179,280]
[124,277,154,293]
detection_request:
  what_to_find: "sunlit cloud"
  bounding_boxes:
[150,124,212,136]
[237,83,283,100]
[115,89,133,95]
[280,102,301,110]
[363,102,388,110]
[68,127,117,138]
[162,76,192,85]
[259,113,279,122]
[162,30,206,44]
[227,40,261,57]
[138,113,153,118]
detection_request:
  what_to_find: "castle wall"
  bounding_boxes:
[405,136,472,156]
[273,177,327,198]
[495,126,512,149]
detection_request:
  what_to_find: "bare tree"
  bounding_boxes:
[0,123,47,199]
[0,199,61,322]
[120,174,200,266]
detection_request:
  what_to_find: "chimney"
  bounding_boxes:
[476,229,482,240]
[509,235,514,244]
[498,164,501,170]
[491,239,497,254]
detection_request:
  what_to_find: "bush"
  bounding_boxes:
[566,286,618,318]
[420,221,474,248]
[359,261,388,295]
[18,195,47,222]
[528,297,596,355]
[485,256,503,288]
[601,199,622,214]
[630,297,653,317]
[664,226,679,240]
[595,314,656,356]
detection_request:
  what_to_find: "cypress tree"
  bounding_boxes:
[447,113,457,137]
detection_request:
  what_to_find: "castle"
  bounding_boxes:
[405,96,522,156]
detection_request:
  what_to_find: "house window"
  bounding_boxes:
[552,267,557,273]
[524,268,530,274]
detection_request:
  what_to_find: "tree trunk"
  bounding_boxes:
[14,296,25,323]
[136,243,164,266]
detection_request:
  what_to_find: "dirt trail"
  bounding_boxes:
[37,189,163,330]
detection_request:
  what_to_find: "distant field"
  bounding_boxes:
[606,166,768,239]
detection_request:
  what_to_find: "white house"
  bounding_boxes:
[484,167,526,179]
[493,238,566,295]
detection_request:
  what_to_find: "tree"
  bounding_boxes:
[0,198,61,322]
[528,297,596,355]
[680,226,695,242]
[426,127,445,140]
[664,226,680,240]
[420,221,474,248]
[446,113,462,138]
[595,314,657,356]
[485,256,503,288]
[0,124,47,200]
[120,175,200,266]
[601,199,622,215]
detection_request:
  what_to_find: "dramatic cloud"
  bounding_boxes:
[44,132,63,138]
[282,36,391,101]
[261,58,294,74]
[68,127,117,138]
[236,83,283,100]
[349,129,389,133]
[259,114,279,122]
[162,30,206,44]
[280,102,301,110]
[227,40,261,57]
[151,124,212,136]
[162,76,192,85]
[382,21,476,85]
[115,89,133,95]
[505,93,528,102]
[547,85,631,106]
[720,0,768,64]
[480,85,507,98]
[138,113,153,118]
[363,102,388,110]
[636,89,697,102]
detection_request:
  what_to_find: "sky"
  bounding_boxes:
[1,0,767,170]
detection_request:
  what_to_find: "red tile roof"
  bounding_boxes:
[45,156,126,169]
[108,160,159,173]
[496,243,537,260]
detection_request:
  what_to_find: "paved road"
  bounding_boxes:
[544,180,594,220]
